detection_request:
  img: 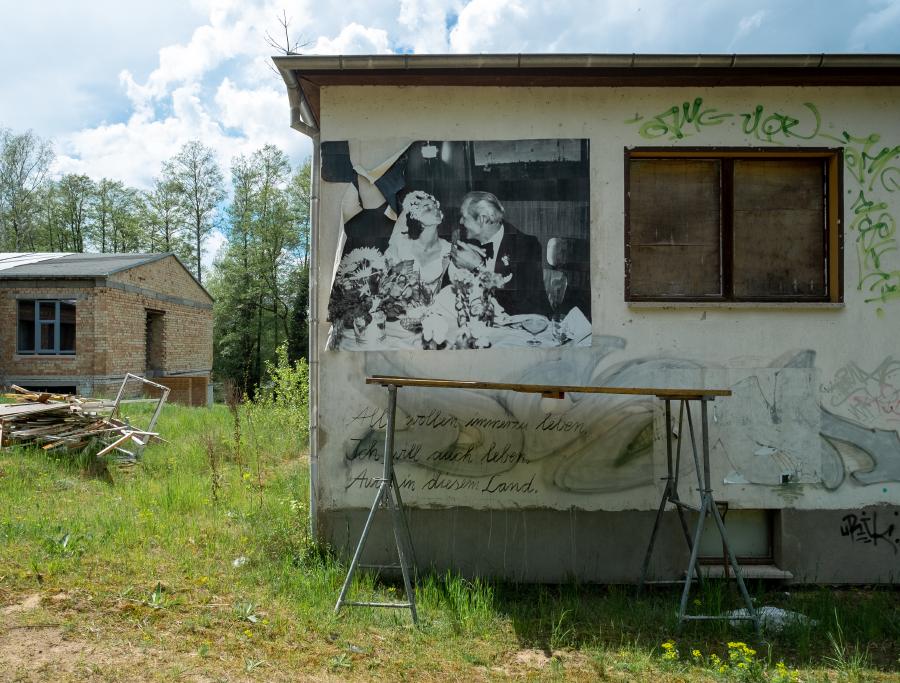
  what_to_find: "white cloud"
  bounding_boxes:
[50,1,311,188]
[731,10,768,48]
[203,228,229,271]
[310,22,393,54]
[7,0,900,196]
[450,0,529,52]
[398,0,462,53]
[848,0,900,50]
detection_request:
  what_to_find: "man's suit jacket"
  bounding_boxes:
[493,223,550,317]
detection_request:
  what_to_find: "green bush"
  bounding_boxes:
[245,343,310,449]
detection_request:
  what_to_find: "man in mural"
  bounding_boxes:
[452,190,550,317]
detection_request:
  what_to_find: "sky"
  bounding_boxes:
[1,0,898,193]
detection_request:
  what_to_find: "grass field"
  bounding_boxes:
[0,402,898,682]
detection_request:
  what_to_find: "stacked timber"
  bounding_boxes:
[0,386,159,460]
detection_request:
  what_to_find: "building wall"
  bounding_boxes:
[95,257,213,394]
[0,284,98,391]
[1,256,213,399]
[310,84,900,581]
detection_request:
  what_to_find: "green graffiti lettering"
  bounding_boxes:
[631,99,819,143]
[636,97,732,140]
[740,103,820,142]
[861,270,900,304]
[787,103,822,140]
[851,190,899,295]
[839,131,900,191]
[740,105,764,136]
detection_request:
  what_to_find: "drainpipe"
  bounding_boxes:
[277,65,322,539]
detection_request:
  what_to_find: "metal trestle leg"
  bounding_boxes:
[638,397,761,636]
[334,384,418,624]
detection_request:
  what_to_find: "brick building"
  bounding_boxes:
[0,253,213,405]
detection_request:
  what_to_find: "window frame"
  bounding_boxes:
[16,299,77,355]
[624,147,843,304]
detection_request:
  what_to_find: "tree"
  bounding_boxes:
[287,263,309,362]
[56,174,95,252]
[164,141,225,282]
[211,145,308,394]
[288,158,311,267]
[107,184,145,253]
[144,176,187,256]
[286,158,312,363]
[0,128,54,250]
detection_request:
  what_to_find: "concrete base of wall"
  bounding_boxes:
[319,505,899,584]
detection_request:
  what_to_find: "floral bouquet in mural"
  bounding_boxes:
[376,259,433,326]
[327,247,435,347]
[327,248,383,347]
[421,262,511,350]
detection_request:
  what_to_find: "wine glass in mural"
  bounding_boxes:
[520,315,550,346]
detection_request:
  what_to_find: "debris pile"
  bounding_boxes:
[0,375,168,462]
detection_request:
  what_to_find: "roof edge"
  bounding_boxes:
[273,52,900,72]
[107,252,214,304]
[104,252,171,276]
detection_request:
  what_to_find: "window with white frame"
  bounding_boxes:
[17,299,76,355]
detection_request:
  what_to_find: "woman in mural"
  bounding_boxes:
[385,190,451,299]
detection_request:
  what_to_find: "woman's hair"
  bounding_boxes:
[404,215,425,240]
[399,190,440,241]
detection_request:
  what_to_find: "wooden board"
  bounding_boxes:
[366,375,731,398]
[0,403,70,418]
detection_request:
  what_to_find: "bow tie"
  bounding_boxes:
[460,238,494,261]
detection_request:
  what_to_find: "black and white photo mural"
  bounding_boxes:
[323,139,592,350]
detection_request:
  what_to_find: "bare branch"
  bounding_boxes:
[264,9,311,55]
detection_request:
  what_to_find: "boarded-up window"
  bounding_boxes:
[733,160,825,298]
[626,150,840,302]
[629,159,721,297]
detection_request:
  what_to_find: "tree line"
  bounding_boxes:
[0,127,312,395]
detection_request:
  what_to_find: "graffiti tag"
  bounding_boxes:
[739,102,821,142]
[850,191,900,304]
[837,131,900,193]
[630,97,731,140]
[823,357,900,424]
[836,133,900,306]
[629,97,820,142]
[839,510,899,554]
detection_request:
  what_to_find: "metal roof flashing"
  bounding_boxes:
[272,52,900,131]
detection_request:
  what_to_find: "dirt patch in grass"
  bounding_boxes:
[1,593,42,615]
[0,625,90,680]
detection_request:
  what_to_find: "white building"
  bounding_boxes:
[275,54,900,583]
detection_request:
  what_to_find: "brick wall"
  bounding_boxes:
[1,255,212,395]
[93,287,212,376]
[0,285,98,383]
[155,375,209,407]
[110,255,212,303]
[104,255,213,376]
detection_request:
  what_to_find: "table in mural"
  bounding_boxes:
[335,375,762,634]
[338,306,593,351]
